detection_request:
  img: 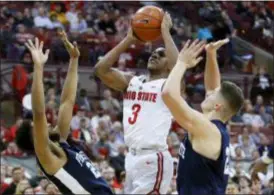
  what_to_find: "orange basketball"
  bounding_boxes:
[131,6,164,42]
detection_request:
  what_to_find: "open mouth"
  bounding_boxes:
[149,58,158,64]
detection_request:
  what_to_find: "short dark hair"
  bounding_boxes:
[12,167,22,174]
[220,81,244,115]
[15,120,35,153]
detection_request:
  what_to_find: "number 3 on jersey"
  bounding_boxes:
[128,104,141,125]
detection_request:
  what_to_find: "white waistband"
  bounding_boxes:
[128,147,167,156]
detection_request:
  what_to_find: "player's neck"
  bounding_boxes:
[204,111,227,123]
[147,70,168,81]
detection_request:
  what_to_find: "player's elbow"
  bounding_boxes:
[162,90,177,106]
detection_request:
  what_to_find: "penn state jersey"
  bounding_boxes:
[177,120,230,195]
[123,75,173,150]
[37,142,113,195]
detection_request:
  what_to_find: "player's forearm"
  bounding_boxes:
[205,51,221,92]
[162,31,179,69]
[32,66,46,114]
[162,62,187,100]
[60,58,79,104]
[94,38,133,75]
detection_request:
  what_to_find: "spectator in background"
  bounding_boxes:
[14,24,34,60]
[50,2,68,25]
[94,131,110,158]
[77,88,91,111]
[109,144,126,173]
[259,105,273,126]
[238,176,251,194]
[72,118,97,145]
[2,167,23,195]
[238,126,255,146]
[35,27,51,48]
[242,103,265,127]
[108,131,122,157]
[250,125,264,146]
[2,117,23,143]
[77,13,88,34]
[34,8,53,29]
[50,14,64,29]
[31,2,42,18]
[111,121,124,144]
[257,135,271,156]
[98,13,117,35]
[44,183,60,194]
[250,67,273,104]
[23,8,34,28]
[70,106,90,130]
[239,136,256,160]
[100,89,121,113]
[15,179,31,195]
[231,146,246,162]
[14,11,24,27]
[254,95,273,115]
[66,2,79,32]
[22,187,35,195]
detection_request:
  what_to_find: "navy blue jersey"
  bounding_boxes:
[177,120,230,195]
[37,142,113,195]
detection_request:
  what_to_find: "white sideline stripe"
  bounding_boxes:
[55,168,90,194]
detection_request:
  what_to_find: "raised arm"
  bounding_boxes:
[25,38,61,168]
[204,39,229,94]
[55,31,80,141]
[161,12,179,70]
[162,40,222,160]
[94,29,136,91]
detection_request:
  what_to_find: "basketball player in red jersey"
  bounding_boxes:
[95,12,178,194]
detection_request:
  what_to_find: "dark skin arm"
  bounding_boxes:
[94,29,136,91]
[55,31,80,141]
[26,38,65,175]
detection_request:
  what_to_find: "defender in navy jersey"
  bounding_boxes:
[16,34,113,195]
[162,39,244,195]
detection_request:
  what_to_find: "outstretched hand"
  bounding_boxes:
[177,39,206,69]
[58,30,80,58]
[161,12,172,33]
[205,38,229,54]
[25,37,50,67]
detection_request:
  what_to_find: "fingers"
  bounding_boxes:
[181,40,190,52]
[35,37,39,49]
[39,41,44,52]
[27,39,35,49]
[24,42,32,51]
[45,49,50,57]
[195,56,203,65]
[214,38,229,49]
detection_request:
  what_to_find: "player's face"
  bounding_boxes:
[147,48,168,71]
[201,90,226,113]
[201,91,219,112]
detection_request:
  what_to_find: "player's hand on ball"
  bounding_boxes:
[58,30,80,58]
[126,28,139,43]
[205,38,229,53]
[177,39,205,69]
[25,37,49,67]
[161,12,172,32]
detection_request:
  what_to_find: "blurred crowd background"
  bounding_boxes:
[0,1,273,195]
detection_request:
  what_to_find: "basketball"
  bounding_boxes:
[131,6,164,42]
